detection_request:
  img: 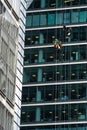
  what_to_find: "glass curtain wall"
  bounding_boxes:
[21,0,87,130]
[28,0,87,9]
[22,83,87,103]
[26,9,87,28]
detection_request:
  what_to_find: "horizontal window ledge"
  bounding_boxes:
[27,5,87,13]
[23,80,87,87]
[21,120,87,127]
[24,42,87,49]
[26,23,87,31]
[24,60,87,68]
[22,99,87,107]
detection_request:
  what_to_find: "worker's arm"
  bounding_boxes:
[59,41,62,48]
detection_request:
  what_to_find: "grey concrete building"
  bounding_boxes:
[0,0,26,130]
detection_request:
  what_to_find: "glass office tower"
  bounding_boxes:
[21,0,87,129]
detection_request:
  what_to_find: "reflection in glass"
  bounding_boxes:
[21,103,87,123]
[21,124,87,130]
[23,64,87,84]
[40,14,46,26]
[71,10,79,23]
[25,26,87,46]
[48,12,55,25]
[22,83,86,103]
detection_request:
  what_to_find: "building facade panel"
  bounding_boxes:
[14,0,26,129]
[0,0,26,130]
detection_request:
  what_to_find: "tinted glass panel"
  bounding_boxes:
[22,83,87,103]
[40,14,46,26]
[21,103,87,123]
[48,12,55,25]
[33,14,39,26]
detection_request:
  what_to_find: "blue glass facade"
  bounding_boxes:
[21,0,87,129]
[26,9,87,28]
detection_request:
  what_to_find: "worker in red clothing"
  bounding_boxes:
[53,38,62,61]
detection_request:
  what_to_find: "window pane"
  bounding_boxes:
[56,12,63,25]
[64,12,70,24]
[79,10,87,23]
[41,0,46,8]
[40,14,46,26]
[49,0,56,8]
[26,15,32,27]
[71,10,79,23]
[33,0,40,9]
[33,14,39,26]
[48,12,55,25]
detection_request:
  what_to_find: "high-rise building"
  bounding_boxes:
[21,0,87,130]
[0,0,26,130]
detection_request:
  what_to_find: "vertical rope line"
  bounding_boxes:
[54,5,63,130]
[54,1,68,129]
[54,4,58,129]
[64,1,67,129]
[55,28,57,130]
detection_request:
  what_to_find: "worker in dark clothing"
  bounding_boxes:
[62,25,71,42]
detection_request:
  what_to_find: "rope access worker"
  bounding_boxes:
[53,38,62,61]
[63,25,71,42]
[53,25,71,61]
